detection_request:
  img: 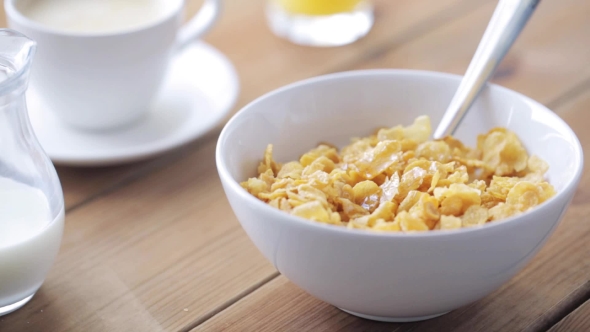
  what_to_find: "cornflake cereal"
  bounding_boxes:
[241,116,556,232]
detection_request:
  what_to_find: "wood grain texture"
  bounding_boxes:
[203,0,491,110]
[1,141,278,332]
[58,164,155,209]
[195,0,590,330]
[353,0,590,105]
[1,0,589,331]
[0,1,497,331]
[548,300,590,332]
[193,83,590,332]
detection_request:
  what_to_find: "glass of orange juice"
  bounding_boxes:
[266,0,373,47]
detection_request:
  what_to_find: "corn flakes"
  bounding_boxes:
[241,116,555,232]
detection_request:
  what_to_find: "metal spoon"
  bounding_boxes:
[433,0,541,140]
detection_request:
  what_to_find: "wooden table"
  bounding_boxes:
[1,0,590,331]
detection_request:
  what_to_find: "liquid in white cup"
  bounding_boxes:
[0,178,64,316]
[21,0,168,34]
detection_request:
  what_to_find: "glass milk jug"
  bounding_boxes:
[0,29,64,316]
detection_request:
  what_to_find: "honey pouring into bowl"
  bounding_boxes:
[217,0,582,323]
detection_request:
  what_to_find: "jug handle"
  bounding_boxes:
[175,0,222,51]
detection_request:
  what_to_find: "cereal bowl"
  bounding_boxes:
[216,70,583,322]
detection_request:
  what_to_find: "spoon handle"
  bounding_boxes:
[433,0,541,140]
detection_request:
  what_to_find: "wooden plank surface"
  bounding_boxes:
[196,0,590,330]
[548,300,590,332]
[53,0,490,209]
[194,82,590,332]
[354,0,590,104]
[1,0,589,331]
[0,0,496,331]
[204,0,490,108]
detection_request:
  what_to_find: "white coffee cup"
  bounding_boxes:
[5,0,221,131]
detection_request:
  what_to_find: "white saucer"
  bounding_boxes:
[27,41,240,167]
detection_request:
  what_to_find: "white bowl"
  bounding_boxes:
[216,70,583,322]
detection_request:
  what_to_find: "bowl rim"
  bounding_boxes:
[216,69,584,238]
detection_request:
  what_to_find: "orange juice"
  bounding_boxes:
[275,0,363,16]
[266,0,373,47]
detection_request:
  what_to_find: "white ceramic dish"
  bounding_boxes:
[28,41,239,166]
[7,0,221,130]
[216,70,583,322]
